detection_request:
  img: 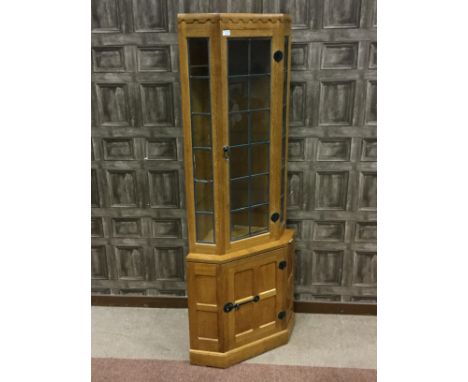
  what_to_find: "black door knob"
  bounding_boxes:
[271,212,280,222]
[273,50,283,62]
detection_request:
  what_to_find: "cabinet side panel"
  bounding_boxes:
[187,262,220,352]
[286,240,295,324]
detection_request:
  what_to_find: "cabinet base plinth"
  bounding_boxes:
[189,313,295,369]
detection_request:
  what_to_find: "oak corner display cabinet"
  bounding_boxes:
[178,13,294,368]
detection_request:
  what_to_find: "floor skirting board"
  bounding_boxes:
[91,295,376,316]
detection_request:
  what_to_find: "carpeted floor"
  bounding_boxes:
[92,358,377,382]
[92,307,377,381]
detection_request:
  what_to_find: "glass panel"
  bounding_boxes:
[194,182,213,212]
[230,146,249,178]
[228,38,271,241]
[231,178,249,210]
[282,80,288,108]
[280,194,285,222]
[191,114,211,147]
[250,204,269,235]
[229,112,249,146]
[189,38,209,67]
[250,175,269,205]
[188,38,215,243]
[250,39,271,74]
[284,36,289,79]
[193,149,213,180]
[190,66,209,76]
[251,144,269,174]
[251,110,269,142]
[229,78,248,111]
[281,135,286,198]
[228,40,249,75]
[249,76,270,109]
[196,213,214,243]
[190,78,210,113]
[231,209,249,240]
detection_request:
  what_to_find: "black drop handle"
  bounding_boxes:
[223,295,260,313]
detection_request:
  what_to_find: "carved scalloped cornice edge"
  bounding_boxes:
[220,16,291,25]
[178,14,291,25]
[177,14,220,25]
[178,17,218,25]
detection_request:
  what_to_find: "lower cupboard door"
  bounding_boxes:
[223,250,285,349]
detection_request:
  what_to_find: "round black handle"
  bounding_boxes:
[271,212,280,222]
[273,50,283,62]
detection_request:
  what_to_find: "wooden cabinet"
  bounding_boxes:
[178,13,294,368]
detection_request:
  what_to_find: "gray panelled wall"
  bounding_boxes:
[91,0,377,303]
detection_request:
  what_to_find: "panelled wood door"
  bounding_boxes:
[222,249,286,349]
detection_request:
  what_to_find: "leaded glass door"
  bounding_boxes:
[227,37,272,242]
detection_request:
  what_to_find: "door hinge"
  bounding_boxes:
[223,145,230,159]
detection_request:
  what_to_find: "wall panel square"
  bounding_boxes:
[154,247,184,281]
[315,171,349,210]
[92,0,121,33]
[319,81,355,126]
[312,250,343,285]
[148,170,179,208]
[140,83,174,127]
[96,83,131,127]
[107,170,138,207]
[132,0,168,32]
[115,246,146,280]
[323,0,361,29]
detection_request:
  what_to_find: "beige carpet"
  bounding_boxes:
[92,307,377,381]
[92,358,376,382]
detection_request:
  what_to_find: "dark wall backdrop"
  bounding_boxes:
[91,0,377,303]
